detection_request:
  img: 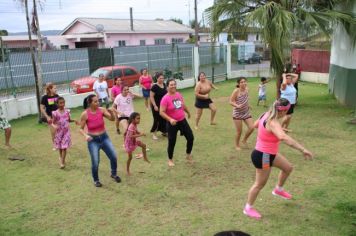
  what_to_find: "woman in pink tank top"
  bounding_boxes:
[243,98,314,220]
[79,94,122,187]
[139,68,153,111]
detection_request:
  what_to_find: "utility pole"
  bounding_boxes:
[33,0,44,94]
[188,0,191,23]
[194,0,199,46]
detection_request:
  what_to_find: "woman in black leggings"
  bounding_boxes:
[160,79,194,167]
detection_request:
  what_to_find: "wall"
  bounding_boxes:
[63,21,95,35]
[300,72,329,84]
[292,49,330,73]
[3,40,38,49]
[0,78,196,121]
[105,33,190,47]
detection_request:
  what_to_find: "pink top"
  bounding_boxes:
[111,85,122,99]
[52,109,70,130]
[255,112,280,154]
[114,93,134,117]
[124,123,138,153]
[86,109,105,134]
[140,75,153,90]
[160,92,185,122]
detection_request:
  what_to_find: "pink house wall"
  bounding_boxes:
[105,33,190,47]
[3,40,38,48]
[63,21,95,34]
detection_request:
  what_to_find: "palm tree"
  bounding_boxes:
[205,0,356,96]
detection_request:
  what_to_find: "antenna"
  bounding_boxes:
[96,24,104,33]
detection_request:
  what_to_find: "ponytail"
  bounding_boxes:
[236,77,246,88]
[124,112,140,139]
[83,94,96,109]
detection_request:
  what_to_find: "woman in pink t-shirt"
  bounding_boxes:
[160,79,194,167]
[111,77,123,133]
[243,98,313,220]
[112,85,141,138]
[139,68,153,111]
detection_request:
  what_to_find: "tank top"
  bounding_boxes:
[86,109,105,134]
[232,91,251,119]
[281,84,296,104]
[255,112,280,154]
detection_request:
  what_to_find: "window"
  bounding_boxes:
[154,39,166,45]
[124,68,137,76]
[140,40,146,46]
[60,45,69,49]
[171,38,184,44]
[118,40,126,47]
[113,69,123,78]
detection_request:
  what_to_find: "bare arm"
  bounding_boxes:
[150,90,158,108]
[101,107,115,121]
[229,89,241,108]
[160,105,176,125]
[79,111,91,141]
[290,73,299,84]
[211,81,218,90]
[139,77,144,89]
[183,104,191,119]
[269,120,313,159]
[281,73,287,90]
[40,104,50,121]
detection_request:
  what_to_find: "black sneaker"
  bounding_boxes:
[94,181,102,187]
[111,175,121,183]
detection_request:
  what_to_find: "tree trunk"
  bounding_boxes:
[33,0,43,91]
[24,0,42,122]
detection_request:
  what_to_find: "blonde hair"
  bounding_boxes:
[266,98,290,123]
[45,82,55,96]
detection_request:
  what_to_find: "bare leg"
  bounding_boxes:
[138,142,150,163]
[115,116,120,134]
[233,119,243,150]
[195,108,203,129]
[273,153,293,188]
[4,127,11,147]
[49,125,56,147]
[59,149,65,169]
[127,153,133,175]
[120,119,129,143]
[247,168,272,205]
[282,115,292,131]
[242,118,254,146]
[209,103,217,125]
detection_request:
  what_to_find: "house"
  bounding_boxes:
[1,35,39,50]
[59,18,194,49]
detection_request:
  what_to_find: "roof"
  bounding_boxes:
[61,18,194,35]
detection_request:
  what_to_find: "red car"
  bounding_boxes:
[71,65,141,94]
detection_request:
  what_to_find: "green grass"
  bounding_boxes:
[1,78,355,235]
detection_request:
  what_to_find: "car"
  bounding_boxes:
[238,53,263,64]
[70,65,141,94]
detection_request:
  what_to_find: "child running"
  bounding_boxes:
[124,112,150,175]
[257,77,270,107]
[51,97,78,169]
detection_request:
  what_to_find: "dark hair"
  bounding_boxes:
[124,112,140,138]
[166,78,176,87]
[236,77,247,88]
[197,72,206,82]
[261,77,267,82]
[114,77,121,83]
[56,96,65,104]
[141,68,147,74]
[121,85,129,93]
[83,94,96,109]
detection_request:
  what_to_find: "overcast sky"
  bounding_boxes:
[0,0,214,33]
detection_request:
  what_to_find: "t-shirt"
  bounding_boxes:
[160,92,185,122]
[111,85,122,99]
[93,80,108,99]
[140,75,153,90]
[150,83,167,107]
[258,83,266,96]
[41,94,59,117]
[114,93,134,117]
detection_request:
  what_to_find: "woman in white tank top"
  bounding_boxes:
[280,73,299,132]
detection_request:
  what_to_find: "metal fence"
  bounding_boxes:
[0,43,270,99]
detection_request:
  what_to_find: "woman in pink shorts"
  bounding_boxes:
[243,98,314,220]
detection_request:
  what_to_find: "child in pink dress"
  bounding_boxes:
[124,112,150,175]
[52,97,78,169]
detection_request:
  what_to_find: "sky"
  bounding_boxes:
[0,0,214,33]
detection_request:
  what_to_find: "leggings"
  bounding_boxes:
[150,105,166,133]
[166,119,194,159]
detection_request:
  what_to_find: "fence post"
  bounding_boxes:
[212,67,215,83]
[146,46,150,71]
[193,46,199,84]
[226,43,231,80]
[7,50,16,98]
[63,49,71,93]
[0,37,9,97]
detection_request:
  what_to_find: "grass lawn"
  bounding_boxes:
[1,78,355,235]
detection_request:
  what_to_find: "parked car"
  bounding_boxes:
[239,53,263,64]
[70,65,141,94]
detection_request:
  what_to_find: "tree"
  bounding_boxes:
[189,19,201,29]
[170,18,183,24]
[205,0,356,97]
[0,30,8,36]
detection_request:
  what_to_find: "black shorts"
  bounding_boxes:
[195,98,213,109]
[287,104,295,115]
[251,149,276,169]
[118,117,129,122]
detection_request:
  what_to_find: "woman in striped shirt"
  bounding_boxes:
[229,77,254,150]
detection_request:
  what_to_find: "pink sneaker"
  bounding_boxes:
[272,188,292,200]
[243,207,262,219]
